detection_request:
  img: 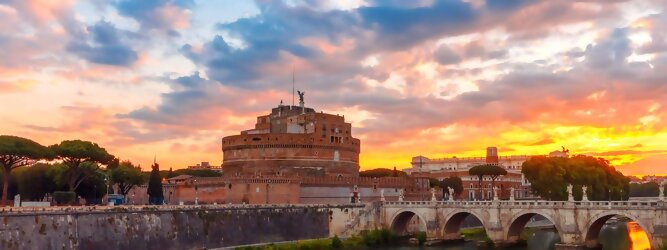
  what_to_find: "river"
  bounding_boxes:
[384,221,651,250]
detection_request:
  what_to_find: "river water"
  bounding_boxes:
[384,221,650,250]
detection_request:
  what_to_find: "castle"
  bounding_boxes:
[221,101,360,177]
[130,98,430,205]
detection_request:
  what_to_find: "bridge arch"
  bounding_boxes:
[442,210,487,240]
[505,211,562,245]
[389,209,427,236]
[584,212,652,249]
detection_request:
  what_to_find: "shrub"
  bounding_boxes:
[331,235,343,249]
[416,232,427,246]
[53,191,76,205]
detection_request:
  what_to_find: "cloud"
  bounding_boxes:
[0,80,35,93]
[584,28,632,69]
[113,0,194,33]
[530,138,555,146]
[66,20,139,66]
[357,0,479,50]
[434,45,462,65]
[485,0,534,11]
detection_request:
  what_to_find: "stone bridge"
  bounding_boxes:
[380,200,667,249]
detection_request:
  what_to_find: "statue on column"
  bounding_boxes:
[660,182,665,201]
[509,187,515,201]
[448,187,454,201]
[380,189,386,202]
[398,189,404,202]
[431,188,437,201]
[582,186,589,201]
[567,184,574,202]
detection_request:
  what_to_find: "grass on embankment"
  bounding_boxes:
[235,228,404,250]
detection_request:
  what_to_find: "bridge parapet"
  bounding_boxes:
[383,200,666,209]
[381,199,667,249]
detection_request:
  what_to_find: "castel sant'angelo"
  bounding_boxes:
[221,93,361,177]
[133,92,430,205]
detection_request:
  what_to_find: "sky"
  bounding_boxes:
[1,0,667,175]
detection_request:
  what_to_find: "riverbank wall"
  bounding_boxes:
[0,204,369,250]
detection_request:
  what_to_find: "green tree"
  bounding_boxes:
[110,160,146,196]
[162,168,222,178]
[0,135,51,206]
[469,164,506,200]
[147,162,164,205]
[359,168,408,178]
[629,182,660,197]
[49,140,115,192]
[0,171,18,204]
[441,176,463,200]
[14,163,57,201]
[487,165,507,198]
[522,155,629,201]
[75,168,106,204]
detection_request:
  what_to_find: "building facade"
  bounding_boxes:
[405,147,539,200]
[187,162,223,173]
[222,103,360,177]
[130,175,433,205]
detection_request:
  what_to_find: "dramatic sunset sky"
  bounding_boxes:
[1,0,666,175]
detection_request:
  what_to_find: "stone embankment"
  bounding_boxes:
[0,204,366,250]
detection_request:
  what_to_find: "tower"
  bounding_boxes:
[486,147,499,164]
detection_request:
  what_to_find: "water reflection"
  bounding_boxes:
[384,221,650,250]
[627,222,650,250]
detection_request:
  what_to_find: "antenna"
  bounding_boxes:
[292,65,295,106]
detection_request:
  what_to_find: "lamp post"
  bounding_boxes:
[105,174,109,205]
[194,179,199,205]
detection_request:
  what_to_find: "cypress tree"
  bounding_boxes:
[147,162,164,205]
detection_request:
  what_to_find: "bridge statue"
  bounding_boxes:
[398,189,404,202]
[493,187,499,201]
[582,186,589,201]
[380,189,385,202]
[661,182,665,201]
[431,188,437,202]
[509,187,515,201]
[567,184,574,202]
[447,187,454,201]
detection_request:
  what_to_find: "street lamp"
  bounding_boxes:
[105,174,109,205]
[194,179,199,205]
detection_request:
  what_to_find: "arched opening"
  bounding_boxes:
[585,214,651,249]
[506,213,561,248]
[443,212,486,242]
[390,211,426,236]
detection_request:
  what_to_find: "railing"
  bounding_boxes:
[382,200,667,209]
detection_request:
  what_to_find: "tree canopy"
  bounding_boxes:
[629,182,663,197]
[50,140,115,191]
[468,164,506,200]
[110,160,146,196]
[162,168,222,178]
[14,163,58,201]
[0,135,51,206]
[441,176,463,200]
[522,155,629,201]
[359,168,408,178]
